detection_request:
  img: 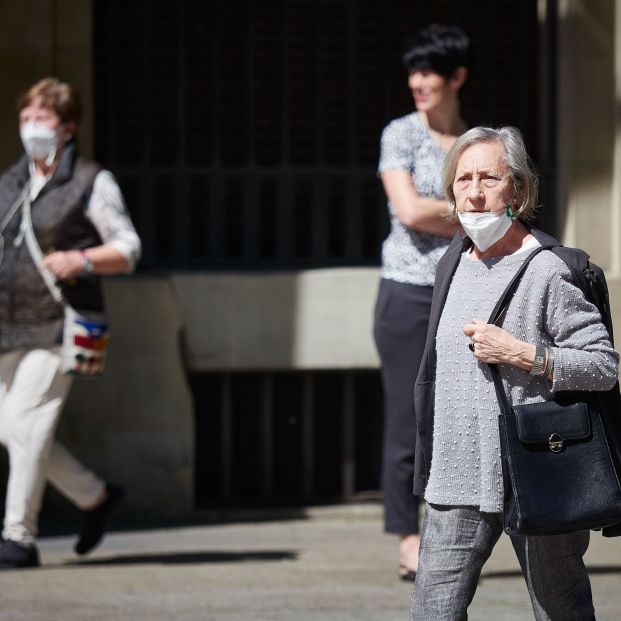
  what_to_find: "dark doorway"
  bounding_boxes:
[94,0,545,271]
[93,0,549,507]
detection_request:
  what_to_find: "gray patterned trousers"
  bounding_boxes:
[410,503,595,621]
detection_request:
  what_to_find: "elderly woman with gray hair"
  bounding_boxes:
[409,126,619,620]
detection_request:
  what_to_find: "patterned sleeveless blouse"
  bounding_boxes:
[378,112,451,286]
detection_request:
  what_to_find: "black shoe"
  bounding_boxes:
[0,540,40,569]
[75,484,125,556]
[399,564,417,582]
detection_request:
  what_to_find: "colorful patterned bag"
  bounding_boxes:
[22,192,110,377]
[62,307,110,376]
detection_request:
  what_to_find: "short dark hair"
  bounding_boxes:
[402,24,471,78]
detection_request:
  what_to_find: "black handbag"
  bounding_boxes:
[486,246,621,536]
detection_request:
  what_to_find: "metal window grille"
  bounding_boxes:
[191,370,383,507]
[93,0,543,270]
[93,0,545,506]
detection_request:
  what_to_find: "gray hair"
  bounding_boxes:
[442,126,539,220]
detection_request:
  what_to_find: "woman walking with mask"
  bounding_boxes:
[0,77,141,568]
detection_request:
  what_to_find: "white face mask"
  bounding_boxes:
[458,210,514,252]
[19,122,60,165]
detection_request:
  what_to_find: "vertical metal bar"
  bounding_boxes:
[243,0,258,262]
[107,2,118,169]
[311,0,325,262]
[346,0,357,169]
[313,176,327,259]
[484,0,496,122]
[209,4,224,260]
[221,373,232,501]
[246,0,256,168]
[314,0,324,166]
[345,0,361,261]
[175,0,189,262]
[347,174,361,260]
[211,176,225,262]
[375,0,393,263]
[138,0,155,265]
[545,0,558,235]
[51,0,59,76]
[342,371,355,499]
[244,176,259,261]
[142,0,152,168]
[177,1,186,169]
[380,0,393,123]
[210,1,221,169]
[278,177,293,260]
[301,372,315,499]
[280,0,290,166]
[278,0,292,261]
[519,5,530,151]
[261,372,274,497]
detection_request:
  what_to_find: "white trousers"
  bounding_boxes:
[0,347,105,544]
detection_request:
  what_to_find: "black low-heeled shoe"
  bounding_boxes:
[399,564,417,582]
[75,483,125,556]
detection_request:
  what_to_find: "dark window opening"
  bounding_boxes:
[93,0,543,270]
[191,370,383,509]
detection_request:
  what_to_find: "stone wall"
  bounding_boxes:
[0,0,93,169]
[58,269,380,517]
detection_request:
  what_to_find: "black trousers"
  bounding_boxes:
[373,278,433,535]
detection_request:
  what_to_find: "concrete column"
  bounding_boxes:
[611,0,621,281]
[172,268,380,371]
[59,278,196,518]
[0,0,93,169]
[556,0,621,331]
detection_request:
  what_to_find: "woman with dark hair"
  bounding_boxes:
[373,24,470,580]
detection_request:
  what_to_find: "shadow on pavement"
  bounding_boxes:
[60,549,298,567]
[584,565,621,575]
[482,565,621,580]
[38,505,312,539]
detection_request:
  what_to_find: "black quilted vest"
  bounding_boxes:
[0,142,103,351]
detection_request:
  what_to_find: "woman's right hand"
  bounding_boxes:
[463,319,536,371]
[40,250,84,280]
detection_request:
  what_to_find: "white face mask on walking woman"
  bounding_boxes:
[19,122,60,165]
[458,209,514,252]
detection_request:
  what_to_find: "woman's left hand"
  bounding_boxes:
[463,319,534,367]
[40,250,84,280]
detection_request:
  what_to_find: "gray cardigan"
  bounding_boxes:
[412,226,620,497]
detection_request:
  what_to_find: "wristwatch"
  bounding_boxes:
[80,249,94,274]
[529,344,546,376]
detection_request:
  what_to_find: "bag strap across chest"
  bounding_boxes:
[486,245,553,415]
[21,193,66,307]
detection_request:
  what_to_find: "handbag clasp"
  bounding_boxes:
[548,433,563,453]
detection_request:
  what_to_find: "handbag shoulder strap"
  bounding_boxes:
[488,244,554,325]
[21,194,65,306]
[0,185,29,238]
[487,244,554,414]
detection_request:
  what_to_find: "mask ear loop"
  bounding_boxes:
[44,123,69,167]
[44,148,57,167]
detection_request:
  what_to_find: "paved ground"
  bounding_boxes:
[0,503,620,620]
